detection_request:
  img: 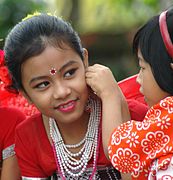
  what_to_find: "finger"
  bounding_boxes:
[85,70,98,78]
[86,64,103,72]
[86,78,97,92]
[86,66,96,72]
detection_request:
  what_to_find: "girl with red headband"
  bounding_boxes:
[104,8,173,180]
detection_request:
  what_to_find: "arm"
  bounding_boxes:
[1,155,20,180]
[108,96,173,178]
[85,64,130,158]
[121,173,132,180]
[0,107,26,180]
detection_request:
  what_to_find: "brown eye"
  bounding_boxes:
[64,68,77,78]
[34,81,50,89]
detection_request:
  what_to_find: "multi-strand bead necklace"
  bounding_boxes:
[49,98,101,179]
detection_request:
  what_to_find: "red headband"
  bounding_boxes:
[159,10,173,58]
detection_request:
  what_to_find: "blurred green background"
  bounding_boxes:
[0,0,172,80]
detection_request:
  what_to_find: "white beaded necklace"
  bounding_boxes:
[49,98,101,179]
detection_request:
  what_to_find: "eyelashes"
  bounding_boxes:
[32,68,78,90]
[64,68,77,78]
[33,81,50,89]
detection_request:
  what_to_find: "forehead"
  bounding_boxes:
[137,49,146,63]
[21,46,82,76]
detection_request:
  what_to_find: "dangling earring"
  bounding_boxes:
[85,96,92,113]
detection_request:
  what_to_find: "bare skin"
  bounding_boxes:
[85,64,130,158]
[1,155,21,180]
[121,173,132,180]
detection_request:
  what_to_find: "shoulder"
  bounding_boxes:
[149,96,173,114]
[158,96,173,108]
[145,96,173,120]
[0,107,26,134]
[15,113,44,157]
[15,112,44,143]
[0,106,25,120]
[16,112,42,133]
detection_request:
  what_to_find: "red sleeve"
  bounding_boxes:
[15,117,48,178]
[127,99,148,121]
[0,107,25,160]
[118,74,149,121]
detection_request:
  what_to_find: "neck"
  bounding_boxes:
[58,111,89,145]
[48,97,101,179]
[42,111,90,146]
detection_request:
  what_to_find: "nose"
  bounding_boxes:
[52,82,71,99]
[136,72,141,85]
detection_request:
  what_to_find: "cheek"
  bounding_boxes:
[77,78,88,94]
[75,75,89,99]
[26,89,51,107]
[75,70,87,90]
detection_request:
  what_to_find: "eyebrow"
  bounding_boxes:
[58,60,77,73]
[29,60,78,85]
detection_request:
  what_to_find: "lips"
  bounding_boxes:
[56,100,77,113]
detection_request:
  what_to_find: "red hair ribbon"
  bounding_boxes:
[159,10,173,58]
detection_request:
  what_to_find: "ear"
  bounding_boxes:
[83,48,89,68]
[20,90,33,104]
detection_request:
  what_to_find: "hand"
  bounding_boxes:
[85,64,118,99]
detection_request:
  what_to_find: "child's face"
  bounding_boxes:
[136,49,169,107]
[21,45,89,124]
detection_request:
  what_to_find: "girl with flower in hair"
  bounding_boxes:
[106,7,173,180]
[3,12,147,179]
[0,49,38,116]
[0,49,26,180]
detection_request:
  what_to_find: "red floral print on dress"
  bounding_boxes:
[160,96,173,114]
[126,131,139,148]
[157,114,171,130]
[108,96,173,179]
[135,119,151,130]
[158,157,171,170]
[111,148,140,173]
[110,120,133,145]
[141,131,169,159]
[145,107,161,122]
[135,108,162,131]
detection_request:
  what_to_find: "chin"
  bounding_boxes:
[144,97,149,106]
[145,99,153,108]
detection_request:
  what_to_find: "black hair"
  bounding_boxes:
[4,13,84,91]
[133,8,173,95]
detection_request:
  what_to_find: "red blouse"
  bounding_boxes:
[15,113,112,177]
[0,107,25,162]
[15,96,147,178]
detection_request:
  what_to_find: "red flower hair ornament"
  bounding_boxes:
[0,49,12,89]
[0,49,38,116]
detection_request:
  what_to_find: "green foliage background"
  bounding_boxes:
[0,0,172,80]
[0,0,47,47]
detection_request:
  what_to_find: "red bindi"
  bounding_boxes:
[49,68,57,75]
